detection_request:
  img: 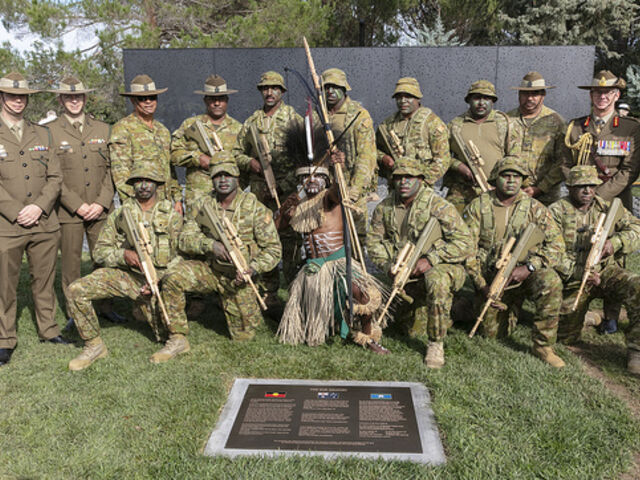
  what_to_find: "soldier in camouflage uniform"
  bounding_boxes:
[463,157,566,367]
[67,162,184,370]
[367,158,474,368]
[444,80,521,213]
[507,72,566,205]
[171,75,242,216]
[376,77,450,186]
[549,166,640,375]
[109,75,182,212]
[317,68,377,237]
[161,154,281,345]
[233,71,301,307]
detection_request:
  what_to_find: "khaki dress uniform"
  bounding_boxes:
[0,73,62,349]
[561,70,640,211]
[48,110,113,305]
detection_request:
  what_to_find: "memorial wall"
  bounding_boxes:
[123,45,595,132]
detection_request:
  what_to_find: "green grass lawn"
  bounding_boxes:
[1,254,640,479]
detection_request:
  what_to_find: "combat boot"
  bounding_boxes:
[627,350,640,376]
[68,337,108,371]
[584,311,602,328]
[150,334,190,364]
[424,341,445,369]
[532,345,565,368]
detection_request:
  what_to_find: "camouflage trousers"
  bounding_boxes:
[395,263,466,342]
[558,264,640,349]
[68,267,160,341]
[161,259,262,341]
[477,268,561,347]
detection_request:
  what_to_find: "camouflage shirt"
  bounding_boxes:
[314,97,377,199]
[549,195,640,286]
[109,113,180,202]
[171,114,242,206]
[507,105,566,202]
[376,106,451,185]
[367,184,474,274]
[448,109,521,176]
[179,190,281,275]
[233,102,302,199]
[93,197,183,271]
[463,189,565,290]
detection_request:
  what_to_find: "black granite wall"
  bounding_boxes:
[123,46,595,131]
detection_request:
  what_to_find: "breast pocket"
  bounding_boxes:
[0,157,17,179]
[30,151,48,178]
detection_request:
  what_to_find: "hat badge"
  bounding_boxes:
[598,76,607,86]
[143,84,149,91]
[12,80,19,88]
[214,86,220,93]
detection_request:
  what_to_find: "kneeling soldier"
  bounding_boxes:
[367,158,474,368]
[549,166,640,374]
[67,162,183,370]
[463,157,566,367]
[160,154,281,347]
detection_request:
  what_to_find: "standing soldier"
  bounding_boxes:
[562,70,640,210]
[376,77,450,185]
[549,166,640,375]
[0,72,68,366]
[562,70,640,333]
[444,80,521,213]
[171,74,241,216]
[367,158,473,368]
[46,76,124,327]
[233,71,301,309]
[66,162,183,370]
[463,157,565,367]
[318,68,377,239]
[160,154,281,352]
[109,74,182,213]
[507,71,566,205]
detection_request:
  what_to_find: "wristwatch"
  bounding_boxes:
[526,262,536,273]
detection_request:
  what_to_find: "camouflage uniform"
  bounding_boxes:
[233,103,302,205]
[162,187,282,341]
[109,113,180,203]
[463,181,565,347]
[315,69,377,236]
[171,114,241,214]
[367,178,473,343]
[232,73,301,293]
[444,81,521,213]
[67,193,183,341]
[376,77,450,185]
[549,171,640,346]
[507,105,566,205]
[376,107,451,185]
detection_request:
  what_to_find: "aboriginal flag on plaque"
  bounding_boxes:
[264,391,287,398]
